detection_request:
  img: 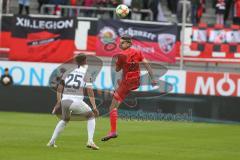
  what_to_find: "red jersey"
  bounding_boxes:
[116,47,144,84]
[113,48,144,102]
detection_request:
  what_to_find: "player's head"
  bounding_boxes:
[75,54,87,67]
[119,35,132,50]
[4,68,9,75]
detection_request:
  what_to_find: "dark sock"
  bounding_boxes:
[26,6,29,15]
[19,4,23,14]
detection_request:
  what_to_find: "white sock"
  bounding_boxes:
[87,118,95,144]
[49,120,67,144]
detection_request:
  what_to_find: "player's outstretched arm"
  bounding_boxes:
[142,58,157,86]
[86,85,99,117]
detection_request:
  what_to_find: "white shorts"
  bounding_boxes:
[61,97,92,120]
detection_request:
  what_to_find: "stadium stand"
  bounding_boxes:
[1,0,240,72]
[4,0,235,25]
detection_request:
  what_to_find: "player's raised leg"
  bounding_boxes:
[101,96,121,141]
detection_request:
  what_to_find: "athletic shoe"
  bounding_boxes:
[47,142,57,148]
[86,142,99,150]
[101,132,118,141]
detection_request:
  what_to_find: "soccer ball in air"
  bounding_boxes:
[116,4,129,18]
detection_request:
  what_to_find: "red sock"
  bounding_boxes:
[110,108,118,133]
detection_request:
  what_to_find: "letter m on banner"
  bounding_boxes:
[9,15,77,62]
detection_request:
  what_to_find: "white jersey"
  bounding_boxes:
[62,65,90,100]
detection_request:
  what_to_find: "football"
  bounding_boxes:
[116,4,129,18]
[2,77,10,84]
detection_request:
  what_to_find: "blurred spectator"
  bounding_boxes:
[95,0,109,18]
[167,0,178,15]
[111,0,122,7]
[191,0,200,24]
[122,0,131,7]
[2,0,9,13]
[131,0,143,21]
[95,0,109,7]
[49,0,67,4]
[141,0,149,20]
[149,0,166,21]
[224,0,233,21]
[83,0,94,7]
[68,0,79,16]
[197,0,205,23]
[215,0,226,25]
[177,0,191,23]
[233,0,240,25]
[18,0,30,15]
[191,0,205,24]
[122,0,132,19]
[0,68,13,86]
[83,0,95,17]
[157,0,166,22]
[48,0,68,16]
[149,0,159,21]
[37,0,49,13]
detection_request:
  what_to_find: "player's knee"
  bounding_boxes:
[110,105,117,111]
[110,101,120,110]
[63,118,70,122]
[90,111,95,118]
[85,111,95,119]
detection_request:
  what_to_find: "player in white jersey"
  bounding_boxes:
[47,54,100,150]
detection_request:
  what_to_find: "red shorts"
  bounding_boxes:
[113,79,140,102]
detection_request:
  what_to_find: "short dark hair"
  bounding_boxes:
[120,34,132,43]
[75,54,87,66]
[4,68,9,72]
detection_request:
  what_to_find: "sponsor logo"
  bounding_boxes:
[186,72,240,96]
[118,28,156,40]
[158,34,176,54]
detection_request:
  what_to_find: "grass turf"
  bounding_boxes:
[0,111,240,160]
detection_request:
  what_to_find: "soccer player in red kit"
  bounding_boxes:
[101,35,157,141]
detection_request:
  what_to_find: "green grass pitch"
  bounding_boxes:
[0,111,240,160]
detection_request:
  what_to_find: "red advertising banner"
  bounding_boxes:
[186,71,240,97]
[96,20,178,63]
[0,16,12,49]
[9,15,77,63]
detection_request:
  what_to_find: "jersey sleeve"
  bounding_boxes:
[85,77,93,87]
[116,54,124,68]
[138,50,144,61]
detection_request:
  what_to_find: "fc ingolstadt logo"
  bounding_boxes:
[158,34,176,54]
